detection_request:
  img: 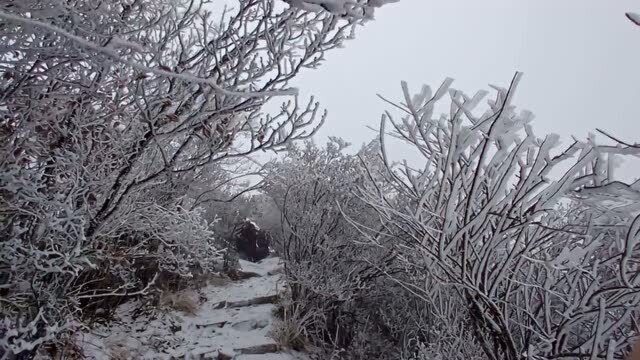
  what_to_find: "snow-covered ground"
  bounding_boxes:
[74,257,304,359]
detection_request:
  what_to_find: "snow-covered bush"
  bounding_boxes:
[262,139,442,358]
[354,74,640,359]
[266,75,640,360]
[100,203,220,277]
[0,0,388,355]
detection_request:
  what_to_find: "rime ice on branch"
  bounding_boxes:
[0,0,384,356]
[351,74,640,359]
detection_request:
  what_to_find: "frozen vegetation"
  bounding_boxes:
[1,1,640,359]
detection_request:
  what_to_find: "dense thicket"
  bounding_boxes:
[2,2,638,359]
[0,0,380,356]
[263,77,640,359]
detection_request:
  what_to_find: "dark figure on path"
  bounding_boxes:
[232,220,271,262]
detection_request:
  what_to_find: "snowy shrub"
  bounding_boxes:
[354,74,640,359]
[260,74,640,359]
[0,0,387,355]
[262,139,430,358]
[268,75,640,360]
[95,203,221,283]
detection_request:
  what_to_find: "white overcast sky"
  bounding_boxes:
[286,0,640,181]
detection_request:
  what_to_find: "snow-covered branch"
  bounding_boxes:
[354,76,640,359]
[0,0,384,356]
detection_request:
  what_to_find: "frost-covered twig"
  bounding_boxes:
[354,76,640,359]
[0,0,382,356]
[0,10,296,98]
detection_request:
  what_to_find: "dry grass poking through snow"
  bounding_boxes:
[159,290,200,315]
[107,346,132,360]
[269,303,312,351]
[104,337,140,360]
[207,274,232,287]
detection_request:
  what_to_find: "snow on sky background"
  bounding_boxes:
[284,0,640,182]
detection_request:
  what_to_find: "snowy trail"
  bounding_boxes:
[76,257,304,360]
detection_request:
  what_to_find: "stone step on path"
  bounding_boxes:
[75,257,306,360]
[181,256,304,360]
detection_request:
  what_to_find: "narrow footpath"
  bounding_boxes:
[76,257,305,360]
